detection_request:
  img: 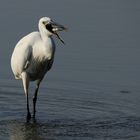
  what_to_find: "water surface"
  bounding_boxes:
[0,0,140,139]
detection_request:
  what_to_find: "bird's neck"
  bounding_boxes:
[38,25,55,51]
[39,24,52,41]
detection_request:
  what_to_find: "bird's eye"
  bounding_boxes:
[42,21,46,25]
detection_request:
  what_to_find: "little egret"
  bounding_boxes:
[11,17,67,120]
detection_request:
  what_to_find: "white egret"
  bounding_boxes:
[11,17,67,120]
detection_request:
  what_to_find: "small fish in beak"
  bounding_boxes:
[45,21,67,44]
[51,21,67,44]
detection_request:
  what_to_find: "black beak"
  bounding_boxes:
[51,22,67,32]
[45,21,67,44]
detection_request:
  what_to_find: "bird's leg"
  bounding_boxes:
[33,80,40,118]
[22,72,31,120]
[26,92,31,120]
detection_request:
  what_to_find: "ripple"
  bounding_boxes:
[0,116,140,140]
[0,81,140,139]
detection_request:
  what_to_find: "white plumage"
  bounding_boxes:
[11,17,67,120]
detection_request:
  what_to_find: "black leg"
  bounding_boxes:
[26,94,31,120]
[33,81,40,118]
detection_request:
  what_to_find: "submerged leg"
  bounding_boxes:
[22,72,31,120]
[33,80,41,118]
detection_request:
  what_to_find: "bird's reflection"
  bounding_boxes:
[9,119,55,140]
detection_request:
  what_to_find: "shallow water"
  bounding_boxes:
[1,80,140,140]
[0,0,140,139]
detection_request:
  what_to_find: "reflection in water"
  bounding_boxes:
[9,120,43,140]
[1,116,139,140]
[9,119,56,140]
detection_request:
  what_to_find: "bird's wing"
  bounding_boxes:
[23,54,32,70]
[18,36,33,69]
[11,32,40,75]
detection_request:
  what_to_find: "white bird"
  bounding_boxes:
[11,17,67,120]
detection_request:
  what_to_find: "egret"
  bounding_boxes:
[11,17,67,120]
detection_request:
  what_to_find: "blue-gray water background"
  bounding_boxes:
[0,0,140,139]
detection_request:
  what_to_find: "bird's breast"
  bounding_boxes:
[27,43,55,81]
[27,57,50,81]
[33,37,55,60]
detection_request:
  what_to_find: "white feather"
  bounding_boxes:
[10,17,66,119]
[11,18,55,81]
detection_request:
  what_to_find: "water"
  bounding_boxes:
[0,0,140,139]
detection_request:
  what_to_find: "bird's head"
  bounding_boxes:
[39,17,67,44]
